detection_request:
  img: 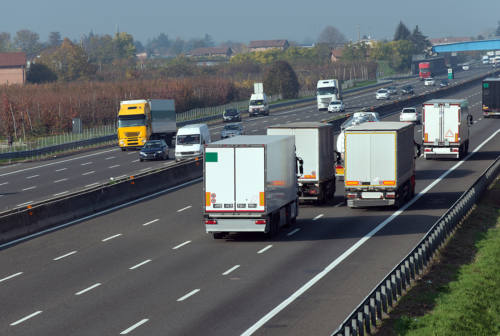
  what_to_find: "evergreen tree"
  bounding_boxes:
[410,25,431,53]
[263,60,299,99]
[393,21,411,41]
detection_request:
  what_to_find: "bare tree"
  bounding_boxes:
[317,26,347,47]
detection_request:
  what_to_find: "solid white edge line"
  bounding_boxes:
[313,214,324,221]
[129,259,151,270]
[143,219,159,226]
[53,191,69,197]
[177,289,200,302]
[0,148,117,178]
[120,318,149,335]
[222,265,240,276]
[177,205,192,212]
[16,201,32,207]
[0,178,202,249]
[53,251,77,261]
[172,240,191,250]
[0,272,23,283]
[10,310,43,326]
[286,228,301,237]
[75,283,101,296]
[240,128,500,336]
[102,233,122,242]
[257,245,273,254]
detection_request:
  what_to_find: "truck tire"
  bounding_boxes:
[121,148,126,152]
[265,214,279,238]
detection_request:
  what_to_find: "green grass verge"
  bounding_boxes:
[375,176,500,335]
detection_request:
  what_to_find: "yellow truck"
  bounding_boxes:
[117,99,176,150]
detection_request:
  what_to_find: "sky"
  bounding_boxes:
[2,0,500,44]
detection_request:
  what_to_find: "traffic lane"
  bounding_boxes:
[252,132,500,336]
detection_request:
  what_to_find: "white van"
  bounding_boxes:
[248,93,269,116]
[175,124,211,161]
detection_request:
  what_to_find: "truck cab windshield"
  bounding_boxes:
[177,134,201,145]
[250,100,264,106]
[118,115,146,127]
[317,87,338,95]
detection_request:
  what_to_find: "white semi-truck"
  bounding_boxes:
[267,122,336,203]
[344,122,416,208]
[317,79,342,111]
[203,135,299,239]
[422,99,472,159]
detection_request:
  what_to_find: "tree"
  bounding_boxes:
[318,26,347,47]
[113,32,136,59]
[27,63,57,83]
[263,60,299,99]
[410,25,430,53]
[48,32,62,47]
[393,21,411,41]
[0,32,12,52]
[146,33,171,56]
[14,29,43,58]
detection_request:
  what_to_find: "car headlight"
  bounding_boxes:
[141,139,147,143]
[140,152,146,156]
[119,140,125,145]
[156,151,162,154]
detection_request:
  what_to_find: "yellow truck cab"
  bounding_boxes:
[118,100,151,150]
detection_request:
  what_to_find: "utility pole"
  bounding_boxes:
[357,24,361,42]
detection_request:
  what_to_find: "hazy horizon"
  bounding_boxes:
[3,0,499,44]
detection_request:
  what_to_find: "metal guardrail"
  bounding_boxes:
[331,155,500,336]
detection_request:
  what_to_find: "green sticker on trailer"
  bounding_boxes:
[483,83,489,88]
[205,152,218,162]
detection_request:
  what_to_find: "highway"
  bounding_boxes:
[0,66,491,211]
[0,70,498,335]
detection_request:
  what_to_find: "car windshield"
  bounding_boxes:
[377,89,387,93]
[224,109,238,116]
[250,100,264,106]
[402,109,416,113]
[317,87,338,95]
[118,115,146,127]
[224,124,241,131]
[143,141,162,149]
[177,134,201,145]
[330,101,341,105]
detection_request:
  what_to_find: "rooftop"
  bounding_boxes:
[0,52,26,67]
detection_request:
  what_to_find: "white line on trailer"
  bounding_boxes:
[10,311,42,326]
[102,233,122,242]
[120,319,149,335]
[222,265,240,275]
[286,228,301,237]
[240,128,500,336]
[177,289,200,302]
[54,178,68,183]
[143,219,159,226]
[313,214,323,221]
[53,251,77,261]
[257,245,273,254]
[172,240,191,250]
[129,259,151,270]
[177,205,192,212]
[0,272,23,283]
[75,283,101,296]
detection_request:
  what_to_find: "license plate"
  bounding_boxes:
[362,192,383,199]
[433,147,451,153]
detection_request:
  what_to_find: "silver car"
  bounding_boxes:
[221,123,244,139]
[376,89,390,100]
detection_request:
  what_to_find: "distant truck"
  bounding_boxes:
[248,83,269,116]
[418,58,446,80]
[344,122,416,208]
[422,99,472,159]
[267,122,335,203]
[482,78,500,118]
[117,99,176,150]
[203,135,300,239]
[317,79,342,110]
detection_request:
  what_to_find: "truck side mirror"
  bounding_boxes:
[467,115,473,126]
[296,157,304,176]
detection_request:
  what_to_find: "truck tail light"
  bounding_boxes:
[386,192,396,199]
[482,105,488,110]
[424,133,428,142]
[346,193,358,199]
[346,181,359,186]
[308,189,318,195]
[424,148,432,152]
[205,220,217,225]
[382,180,396,186]
[259,192,265,206]
[452,148,459,152]
[255,220,267,225]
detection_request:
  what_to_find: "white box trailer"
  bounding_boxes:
[267,122,335,203]
[203,135,299,238]
[422,99,471,159]
[344,122,416,208]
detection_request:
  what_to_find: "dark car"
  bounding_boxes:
[139,139,169,161]
[400,85,414,95]
[439,80,449,87]
[223,108,241,122]
[221,123,244,139]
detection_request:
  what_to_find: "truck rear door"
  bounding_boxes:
[423,104,441,143]
[235,147,265,212]
[205,147,235,212]
[443,104,460,143]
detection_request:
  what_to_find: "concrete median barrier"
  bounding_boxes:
[0,159,203,246]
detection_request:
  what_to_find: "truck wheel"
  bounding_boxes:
[265,214,279,238]
[121,148,126,152]
[213,232,225,239]
[140,158,143,162]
